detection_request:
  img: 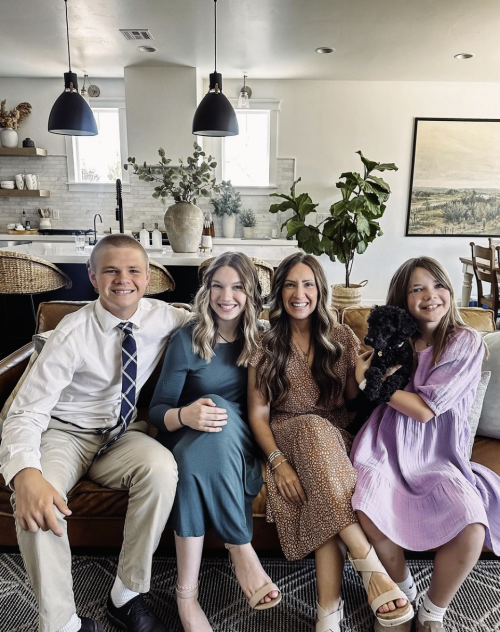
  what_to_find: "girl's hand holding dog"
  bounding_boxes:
[273,459,307,505]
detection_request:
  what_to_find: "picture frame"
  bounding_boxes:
[406,118,500,237]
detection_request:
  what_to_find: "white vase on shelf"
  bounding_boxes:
[243,227,254,238]
[222,214,236,238]
[0,127,18,148]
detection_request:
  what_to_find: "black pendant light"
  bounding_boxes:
[192,0,238,137]
[48,0,98,136]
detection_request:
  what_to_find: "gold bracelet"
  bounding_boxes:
[271,458,288,472]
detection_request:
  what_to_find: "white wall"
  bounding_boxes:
[223,78,500,303]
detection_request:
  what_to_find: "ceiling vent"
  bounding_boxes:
[119,29,154,41]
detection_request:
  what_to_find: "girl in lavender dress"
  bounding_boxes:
[351,256,500,632]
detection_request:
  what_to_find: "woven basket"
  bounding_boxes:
[145,260,175,295]
[331,280,367,312]
[0,251,72,294]
[198,256,274,299]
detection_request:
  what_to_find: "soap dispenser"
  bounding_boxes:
[152,223,162,248]
[139,223,150,248]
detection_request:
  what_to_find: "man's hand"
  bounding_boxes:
[13,468,71,537]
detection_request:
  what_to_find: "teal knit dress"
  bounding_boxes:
[149,325,263,543]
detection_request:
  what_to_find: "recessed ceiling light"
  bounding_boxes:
[138,46,157,53]
[454,53,474,59]
[316,47,335,54]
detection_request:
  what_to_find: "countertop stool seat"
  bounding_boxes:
[0,250,72,322]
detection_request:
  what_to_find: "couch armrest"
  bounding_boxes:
[0,344,34,409]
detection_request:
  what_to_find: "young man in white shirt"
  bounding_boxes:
[0,234,192,632]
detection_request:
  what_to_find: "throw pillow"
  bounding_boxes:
[478,332,500,440]
[467,371,491,457]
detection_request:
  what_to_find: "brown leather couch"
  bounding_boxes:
[0,301,498,553]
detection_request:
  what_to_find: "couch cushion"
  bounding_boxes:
[479,332,500,440]
[467,371,491,457]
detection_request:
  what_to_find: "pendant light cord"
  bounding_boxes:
[64,0,72,71]
[214,0,217,72]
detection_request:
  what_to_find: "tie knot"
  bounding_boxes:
[118,321,134,335]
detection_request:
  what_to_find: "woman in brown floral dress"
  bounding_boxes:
[248,252,414,632]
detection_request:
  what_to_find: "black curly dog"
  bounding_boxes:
[347,305,417,434]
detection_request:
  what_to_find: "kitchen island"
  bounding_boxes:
[0,239,298,357]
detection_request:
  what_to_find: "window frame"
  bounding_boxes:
[65,97,130,192]
[205,98,280,196]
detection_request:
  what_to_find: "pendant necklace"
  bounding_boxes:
[418,332,433,347]
[293,337,312,364]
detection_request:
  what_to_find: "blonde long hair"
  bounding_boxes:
[191,252,263,365]
[386,256,468,364]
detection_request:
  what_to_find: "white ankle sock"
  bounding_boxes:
[396,570,417,602]
[110,575,139,608]
[418,593,447,624]
[57,613,81,632]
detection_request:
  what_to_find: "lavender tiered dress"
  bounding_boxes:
[351,328,500,554]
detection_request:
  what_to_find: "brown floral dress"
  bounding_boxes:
[249,325,360,560]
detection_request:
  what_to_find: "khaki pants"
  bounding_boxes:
[11,419,178,632]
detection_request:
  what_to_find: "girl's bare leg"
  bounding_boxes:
[315,535,345,615]
[174,533,213,632]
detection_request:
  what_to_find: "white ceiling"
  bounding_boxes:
[2,0,500,82]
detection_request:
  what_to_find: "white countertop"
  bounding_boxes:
[0,241,299,267]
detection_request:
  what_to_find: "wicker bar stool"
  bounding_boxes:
[145,260,175,295]
[0,251,72,322]
[197,256,274,299]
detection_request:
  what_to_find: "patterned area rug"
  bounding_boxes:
[2,554,500,631]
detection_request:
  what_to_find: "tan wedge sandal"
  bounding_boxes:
[348,547,414,628]
[225,543,282,610]
[316,600,344,632]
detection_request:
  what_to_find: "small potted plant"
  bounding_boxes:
[210,180,242,238]
[269,151,398,308]
[0,100,32,148]
[239,209,257,238]
[125,142,218,253]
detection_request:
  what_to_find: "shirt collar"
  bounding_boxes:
[95,298,145,332]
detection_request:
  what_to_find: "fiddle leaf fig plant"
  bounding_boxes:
[269,151,398,287]
[124,142,218,205]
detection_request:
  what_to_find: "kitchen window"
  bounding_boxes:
[65,98,129,192]
[206,98,280,195]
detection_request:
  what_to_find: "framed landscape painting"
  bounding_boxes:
[406,118,500,237]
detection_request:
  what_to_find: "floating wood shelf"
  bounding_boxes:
[0,147,48,156]
[0,189,50,197]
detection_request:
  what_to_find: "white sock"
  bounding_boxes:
[110,575,139,608]
[396,569,417,602]
[57,613,81,632]
[418,593,447,624]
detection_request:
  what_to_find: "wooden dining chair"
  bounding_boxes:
[470,242,499,318]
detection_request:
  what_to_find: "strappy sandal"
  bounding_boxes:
[316,600,344,632]
[415,621,446,632]
[225,543,282,610]
[348,547,414,628]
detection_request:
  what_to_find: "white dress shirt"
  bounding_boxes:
[0,297,192,487]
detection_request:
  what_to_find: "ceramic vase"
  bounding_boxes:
[243,226,254,238]
[0,127,18,148]
[222,214,236,238]
[164,201,203,253]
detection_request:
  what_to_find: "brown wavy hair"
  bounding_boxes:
[255,252,342,408]
[192,252,263,365]
[386,256,470,364]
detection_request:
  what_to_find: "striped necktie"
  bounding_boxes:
[95,321,137,458]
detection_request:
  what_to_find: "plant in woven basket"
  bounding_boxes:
[0,100,32,130]
[210,181,242,217]
[269,151,398,287]
[124,142,218,205]
[239,208,257,227]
